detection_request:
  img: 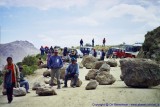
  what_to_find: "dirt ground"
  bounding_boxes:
[0,59,160,107]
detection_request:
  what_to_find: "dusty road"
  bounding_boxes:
[0,59,160,107]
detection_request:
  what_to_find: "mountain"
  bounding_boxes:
[0,40,39,68]
[138,26,160,63]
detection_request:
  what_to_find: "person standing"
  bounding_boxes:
[92,38,94,47]
[93,49,97,58]
[63,57,79,88]
[2,57,20,103]
[100,49,105,61]
[50,46,54,53]
[103,38,106,46]
[40,46,45,55]
[80,39,83,47]
[49,49,63,89]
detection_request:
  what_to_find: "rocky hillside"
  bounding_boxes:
[0,40,39,67]
[138,26,160,63]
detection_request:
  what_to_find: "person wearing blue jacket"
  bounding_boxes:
[49,49,63,89]
[63,57,79,88]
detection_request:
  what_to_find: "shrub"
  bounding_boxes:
[0,77,2,85]
[36,54,47,61]
[22,65,34,75]
[16,62,23,67]
[22,55,38,66]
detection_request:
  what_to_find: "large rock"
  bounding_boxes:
[44,78,57,86]
[43,70,51,77]
[36,87,57,96]
[99,63,110,72]
[60,67,67,80]
[95,71,116,85]
[39,64,47,68]
[81,56,98,67]
[85,69,97,80]
[85,80,98,90]
[70,78,82,87]
[32,82,41,90]
[92,61,105,69]
[106,59,117,67]
[13,87,26,97]
[78,62,83,69]
[85,63,94,69]
[120,58,160,88]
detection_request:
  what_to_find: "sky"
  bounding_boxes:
[0,0,160,48]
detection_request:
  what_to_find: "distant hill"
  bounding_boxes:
[138,26,160,63]
[0,40,39,68]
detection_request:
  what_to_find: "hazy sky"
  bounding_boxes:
[0,0,160,48]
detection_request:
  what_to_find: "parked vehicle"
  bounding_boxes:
[76,49,83,58]
[80,46,93,56]
[106,43,142,58]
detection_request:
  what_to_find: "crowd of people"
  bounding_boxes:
[1,37,107,104]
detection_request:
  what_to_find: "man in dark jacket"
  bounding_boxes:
[63,57,79,88]
[49,49,63,89]
[100,49,105,60]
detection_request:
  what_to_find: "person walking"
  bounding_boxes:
[63,57,79,88]
[103,38,106,46]
[92,38,94,47]
[49,49,63,89]
[80,39,83,47]
[2,57,20,104]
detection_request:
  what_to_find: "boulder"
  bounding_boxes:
[120,58,160,88]
[92,61,105,69]
[32,82,41,90]
[43,70,51,77]
[39,64,47,68]
[81,56,98,67]
[85,63,94,69]
[85,80,98,90]
[36,87,57,96]
[95,71,116,85]
[60,67,67,80]
[106,59,117,67]
[78,62,83,69]
[99,63,110,72]
[13,87,26,97]
[70,78,82,87]
[85,69,97,80]
[44,78,57,86]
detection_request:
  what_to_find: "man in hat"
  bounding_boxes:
[49,49,63,89]
[2,57,20,103]
[63,57,79,88]
[19,66,30,93]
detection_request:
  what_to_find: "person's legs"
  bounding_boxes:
[50,69,55,86]
[64,74,69,87]
[6,87,12,103]
[6,83,14,103]
[55,69,61,89]
[20,81,29,92]
[73,74,78,86]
